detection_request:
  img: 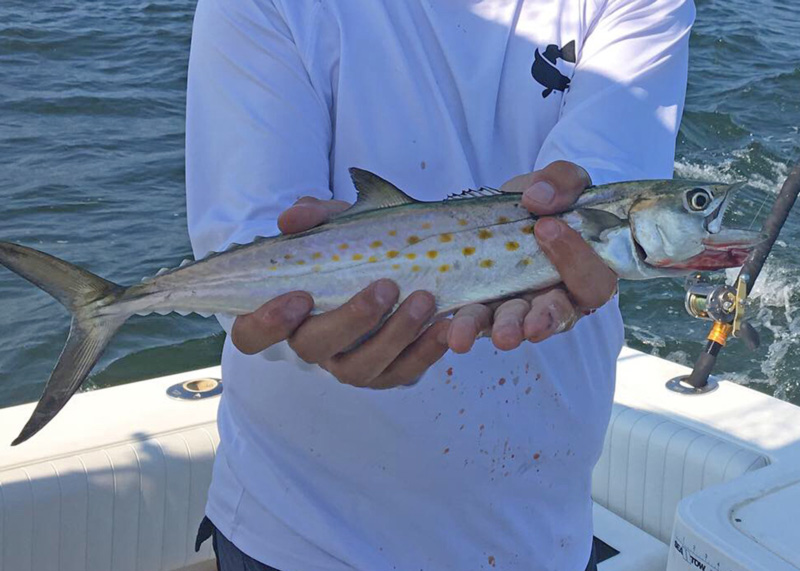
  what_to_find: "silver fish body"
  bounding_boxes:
[120,195,602,318]
[0,169,762,444]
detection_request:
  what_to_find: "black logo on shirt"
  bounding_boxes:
[531,40,576,98]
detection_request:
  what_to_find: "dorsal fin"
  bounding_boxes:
[445,187,510,200]
[346,168,418,215]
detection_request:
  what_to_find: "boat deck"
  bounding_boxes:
[1,347,799,570]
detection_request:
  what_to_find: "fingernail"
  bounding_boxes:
[408,293,434,320]
[289,202,314,212]
[373,280,397,307]
[283,295,312,321]
[549,305,571,334]
[524,181,555,207]
[537,218,561,240]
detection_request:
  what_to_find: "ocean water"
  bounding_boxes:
[0,0,798,409]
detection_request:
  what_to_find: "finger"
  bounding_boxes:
[535,218,619,310]
[369,319,451,389]
[288,279,399,363]
[277,197,351,234]
[231,292,314,354]
[448,304,493,354]
[491,298,530,351]
[324,291,436,387]
[523,287,580,343]
[502,160,591,215]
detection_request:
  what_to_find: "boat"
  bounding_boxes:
[1,344,798,571]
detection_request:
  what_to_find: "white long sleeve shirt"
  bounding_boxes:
[185,1,694,569]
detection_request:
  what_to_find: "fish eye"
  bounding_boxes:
[686,188,713,211]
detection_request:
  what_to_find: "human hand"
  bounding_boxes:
[231,197,450,389]
[446,160,619,353]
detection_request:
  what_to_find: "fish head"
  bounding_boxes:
[627,181,763,271]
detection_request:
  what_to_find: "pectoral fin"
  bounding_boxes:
[574,208,626,242]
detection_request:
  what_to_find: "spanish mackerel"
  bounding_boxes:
[0,168,762,445]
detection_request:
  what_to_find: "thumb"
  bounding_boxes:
[277,197,352,234]
[503,160,591,216]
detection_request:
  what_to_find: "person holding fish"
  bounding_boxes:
[195,0,693,569]
[0,0,767,567]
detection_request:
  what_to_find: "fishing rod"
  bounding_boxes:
[670,158,800,394]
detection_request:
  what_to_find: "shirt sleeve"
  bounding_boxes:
[534,0,696,185]
[185,0,332,261]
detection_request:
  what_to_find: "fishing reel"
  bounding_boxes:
[683,273,760,351]
[667,273,761,394]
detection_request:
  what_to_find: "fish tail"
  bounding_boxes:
[0,241,131,445]
[560,40,576,63]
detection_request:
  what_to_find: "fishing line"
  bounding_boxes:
[746,186,772,231]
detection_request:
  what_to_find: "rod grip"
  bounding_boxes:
[685,349,718,389]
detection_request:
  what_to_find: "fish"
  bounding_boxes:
[531,47,573,98]
[0,168,763,445]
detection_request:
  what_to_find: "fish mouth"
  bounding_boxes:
[661,229,765,271]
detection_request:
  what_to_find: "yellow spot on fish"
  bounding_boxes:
[505,241,520,251]
[458,219,468,226]
[520,258,532,266]
[284,254,293,260]
[331,254,340,262]
[339,243,349,250]
[408,235,421,245]
[422,222,432,229]
[411,265,421,272]
[352,253,363,261]
[388,230,397,236]
[313,265,322,272]
[426,250,438,259]
[439,233,453,243]
[311,252,322,260]
[269,266,278,271]
[439,264,450,273]
[387,250,399,259]
[479,259,494,268]
[497,216,510,223]
[368,255,379,263]
[405,253,417,260]
[462,246,476,256]
[478,229,493,240]
[370,240,383,248]
[391,264,401,270]
[521,224,535,235]
[296,260,306,265]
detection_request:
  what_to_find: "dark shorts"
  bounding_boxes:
[196,516,598,571]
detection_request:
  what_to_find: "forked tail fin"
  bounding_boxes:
[0,242,130,445]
